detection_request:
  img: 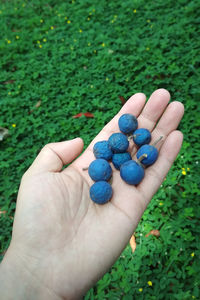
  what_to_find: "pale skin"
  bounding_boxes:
[0,89,184,300]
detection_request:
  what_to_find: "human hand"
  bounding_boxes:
[0,89,184,300]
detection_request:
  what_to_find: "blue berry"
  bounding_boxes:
[133,128,151,146]
[90,181,113,204]
[93,140,113,160]
[112,152,132,170]
[108,133,129,153]
[136,145,158,166]
[120,160,144,185]
[88,159,112,181]
[118,113,138,134]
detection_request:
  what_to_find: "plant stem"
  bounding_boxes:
[138,153,148,162]
[136,153,147,167]
[128,135,133,141]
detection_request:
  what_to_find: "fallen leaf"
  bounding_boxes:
[12,28,21,32]
[72,113,83,118]
[83,112,94,118]
[28,100,42,114]
[0,210,13,220]
[72,112,94,118]
[0,127,9,141]
[0,80,15,85]
[118,95,126,105]
[35,100,42,108]
[145,229,160,238]
[129,234,136,252]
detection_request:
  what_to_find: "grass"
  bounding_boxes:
[0,0,200,299]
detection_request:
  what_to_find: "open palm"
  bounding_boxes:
[5,89,184,300]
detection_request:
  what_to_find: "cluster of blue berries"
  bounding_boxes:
[88,114,161,205]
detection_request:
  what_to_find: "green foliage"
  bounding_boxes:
[0,0,200,299]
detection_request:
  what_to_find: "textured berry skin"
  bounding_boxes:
[118,113,138,134]
[93,140,113,160]
[108,133,129,153]
[133,128,151,146]
[136,145,158,166]
[112,152,132,170]
[120,160,144,185]
[88,159,112,181]
[90,181,113,204]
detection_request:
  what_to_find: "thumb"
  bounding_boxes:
[26,138,84,174]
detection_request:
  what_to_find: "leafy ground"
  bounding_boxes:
[0,0,200,299]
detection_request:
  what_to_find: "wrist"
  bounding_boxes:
[0,247,61,300]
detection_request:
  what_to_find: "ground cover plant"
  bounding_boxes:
[0,0,200,299]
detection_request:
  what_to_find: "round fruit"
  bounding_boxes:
[90,181,113,204]
[118,113,138,134]
[88,159,112,181]
[108,133,129,153]
[93,140,113,160]
[136,145,158,166]
[133,128,151,146]
[112,152,132,170]
[120,160,145,185]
